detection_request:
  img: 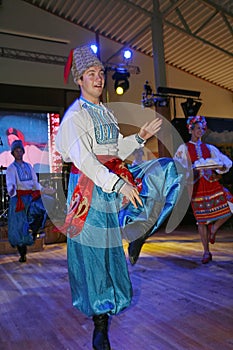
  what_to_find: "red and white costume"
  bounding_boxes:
[174,140,233,224]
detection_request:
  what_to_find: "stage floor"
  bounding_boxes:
[0,224,232,350]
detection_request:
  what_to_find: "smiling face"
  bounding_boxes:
[191,122,206,142]
[78,66,105,104]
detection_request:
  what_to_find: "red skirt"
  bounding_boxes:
[191,177,233,224]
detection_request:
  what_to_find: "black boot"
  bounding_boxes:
[17,244,27,263]
[128,232,148,265]
[92,314,111,350]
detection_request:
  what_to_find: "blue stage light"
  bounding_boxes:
[91,44,98,54]
[123,49,132,60]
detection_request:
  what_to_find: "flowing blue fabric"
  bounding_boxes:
[67,240,133,317]
[120,158,183,241]
[8,194,47,247]
[67,157,183,317]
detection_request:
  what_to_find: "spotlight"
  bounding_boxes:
[112,67,130,95]
[181,98,202,118]
[90,44,98,54]
[123,49,132,60]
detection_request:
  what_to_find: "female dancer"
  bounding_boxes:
[174,116,232,264]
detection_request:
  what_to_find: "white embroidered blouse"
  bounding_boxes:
[55,98,143,193]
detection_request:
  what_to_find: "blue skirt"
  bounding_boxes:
[67,158,183,317]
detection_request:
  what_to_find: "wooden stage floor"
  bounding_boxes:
[0,224,233,350]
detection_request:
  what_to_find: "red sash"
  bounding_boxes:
[63,156,142,237]
[15,190,41,212]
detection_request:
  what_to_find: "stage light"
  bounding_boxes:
[123,49,132,60]
[112,67,130,95]
[181,98,202,118]
[142,81,169,108]
[144,81,153,97]
[90,44,98,54]
[157,86,201,99]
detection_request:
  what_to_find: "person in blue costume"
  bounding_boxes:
[55,44,184,350]
[6,140,55,262]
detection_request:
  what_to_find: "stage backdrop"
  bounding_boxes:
[0,110,62,173]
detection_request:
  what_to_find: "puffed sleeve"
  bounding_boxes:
[208,144,232,174]
[174,144,189,169]
[6,165,17,197]
[173,143,193,179]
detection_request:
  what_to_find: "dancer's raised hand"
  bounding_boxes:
[138,118,162,141]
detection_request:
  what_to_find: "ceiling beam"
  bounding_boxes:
[164,19,233,58]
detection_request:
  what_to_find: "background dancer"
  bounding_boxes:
[174,116,232,264]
